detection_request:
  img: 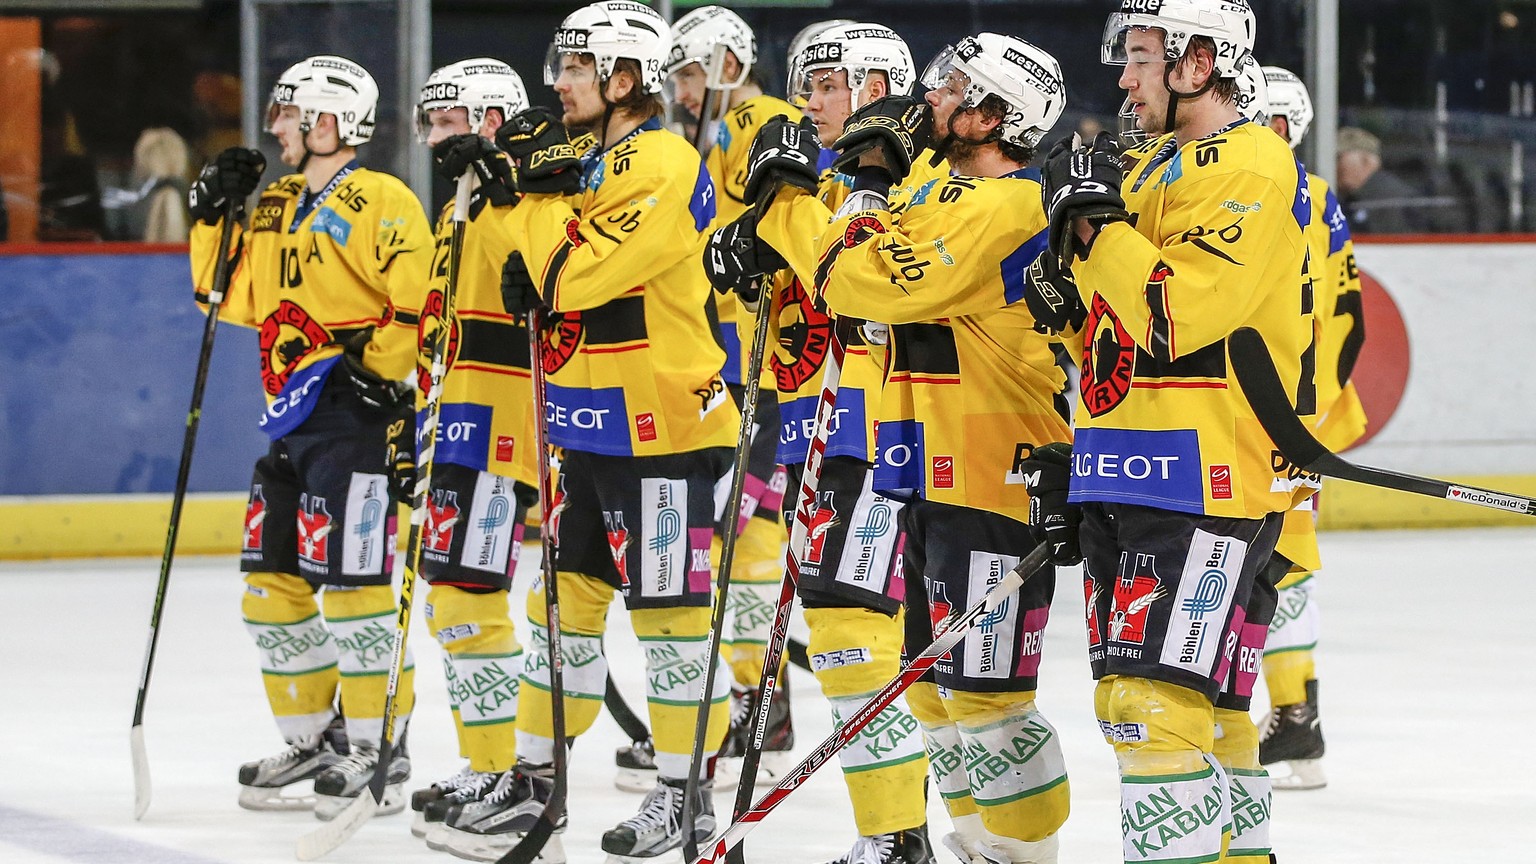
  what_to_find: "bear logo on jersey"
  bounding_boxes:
[1080,293,1135,418]
[417,288,462,394]
[259,300,332,395]
[297,494,334,567]
[772,277,832,392]
[540,311,584,375]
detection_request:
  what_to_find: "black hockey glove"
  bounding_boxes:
[1040,131,1128,262]
[1018,442,1083,566]
[1022,249,1087,334]
[500,251,547,317]
[385,407,416,502]
[703,207,786,309]
[743,115,821,207]
[432,134,516,206]
[495,107,583,196]
[830,95,934,182]
[188,146,266,225]
[339,332,409,411]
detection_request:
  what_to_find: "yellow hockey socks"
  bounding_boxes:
[427,584,522,772]
[242,571,338,741]
[322,584,414,746]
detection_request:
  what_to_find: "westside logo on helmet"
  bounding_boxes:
[419,82,461,103]
[555,28,589,50]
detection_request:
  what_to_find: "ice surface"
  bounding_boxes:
[1,527,1532,863]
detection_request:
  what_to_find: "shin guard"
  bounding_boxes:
[242,572,338,741]
[1214,708,1271,863]
[633,604,731,779]
[427,584,522,772]
[516,570,609,764]
[322,584,414,746]
[946,691,1069,846]
[806,607,928,836]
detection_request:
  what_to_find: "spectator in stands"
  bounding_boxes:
[131,127,190,242]
[1336,126,1430,234]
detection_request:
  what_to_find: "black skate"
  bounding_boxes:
[1259,679,1326,790]
[312,736,411,821]
[412,765,499,839]
[719,677,795,786]
[437,762,565,862]
[827,826,936,864]
[236,715,348,811]
[615,738,658,793]
[600,776,714,861]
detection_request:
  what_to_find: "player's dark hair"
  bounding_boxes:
[976,94,1036,165]
[610,58,666,120]
[1182,36,1238,103]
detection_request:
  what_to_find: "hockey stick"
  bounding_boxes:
[683,273,779,862]
[296,173,475,860]
[728,313,857,864]
[696,541,1053,864]
[492,305,568,864]
[606,672,651,744]
[132,195,244,820]
[1228,327,1534,516]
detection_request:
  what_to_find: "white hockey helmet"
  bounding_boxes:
[792,22,915,112]
[1102,0,1256,80]
[666,5,755,89]
[1262,65,1314,147]
[920,33,1066,150]
[416,58,529,142]
[267,55,378,146]
[545,1,670,95]
[1234,57,1268,124]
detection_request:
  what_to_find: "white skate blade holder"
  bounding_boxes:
[296,794,377,860]
[446,831,566,863]
[1272,758,1326,791]
[131,725,152,820]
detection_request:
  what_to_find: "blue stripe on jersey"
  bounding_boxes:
[777,388,868,465]
[817,147,838,173]
[1324,187,1351,254]
[690,160,717,232]
[720,324,742,385]
[1000,229,1049,306]
[418,402,494,470]
[872,418,926,496]
[1291,157,1311,231]
[544,382,632,456]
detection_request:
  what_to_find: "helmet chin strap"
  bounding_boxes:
[1159,63,1216,136]
[297,121,344,174]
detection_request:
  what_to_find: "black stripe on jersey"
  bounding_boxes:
[1146,279,1172,363]
[458,318,532,369]
[1334,290,1365,386]
[393,311,420,327]
[582,295,648,344]
[890,322,960,376]
[1132,340,1225,381]
[704,291,726,351]
[1296,330,1318,416]
[541,239,576,305]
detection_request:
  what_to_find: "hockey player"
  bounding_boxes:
[398,58,539,844]
[1024,2,1312,861]
[651,3,801,788]
[188,55,429,818]
[1255,65,1368,791]
[809,35,1076,864]
[705,21,938,864]
[441,3,737,859]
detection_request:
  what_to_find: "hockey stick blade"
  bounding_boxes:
[695,542,1052,864]
[1230,327,1534,516]
[131,725,151,819]
[295,794,378,861]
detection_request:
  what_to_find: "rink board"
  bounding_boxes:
[3,241,1534,559]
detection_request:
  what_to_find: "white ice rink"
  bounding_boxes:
[2,526,1532,863]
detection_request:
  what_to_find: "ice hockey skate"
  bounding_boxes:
[600,776,714,862]
[826,826,937,864]
[311,739,410,821]
[436,762,565,861]
[411,764,499,838]
[941,828,1057,864]
[1261,679,1327,790]
[718,679,796,787]
[615,738,658,793]
[236,717,348,811]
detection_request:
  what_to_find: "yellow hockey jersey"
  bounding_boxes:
[191,165,431,403]
[756,154,950,465]
[1070,119,1313,520]
[709,95,803,386]
[416,186,538,488]
[499,118,738,458]
[814,168,1071,525]
[1274,171,1369,571]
